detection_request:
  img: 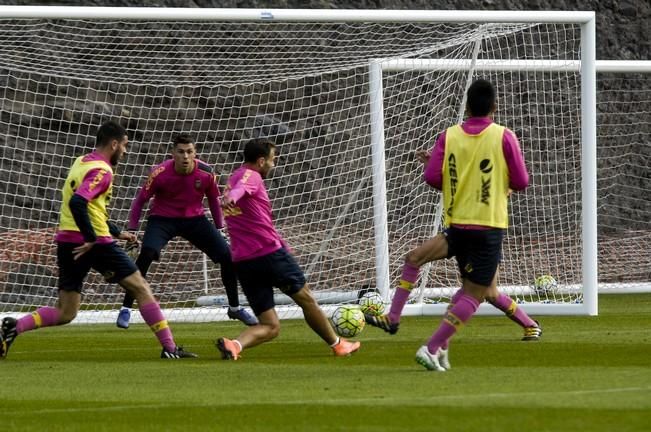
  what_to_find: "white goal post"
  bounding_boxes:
[0,7,609,323]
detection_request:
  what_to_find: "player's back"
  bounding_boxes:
[224,166,283,262]
[442,122,510,228]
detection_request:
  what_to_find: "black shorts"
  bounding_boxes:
[142,215,231,263]
[444,227,505,286]
[57,242,139,293]
[234,248,306,316]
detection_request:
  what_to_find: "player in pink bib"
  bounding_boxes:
[215,138,360,359]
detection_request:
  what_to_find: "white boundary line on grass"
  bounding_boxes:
[16,386,651,414]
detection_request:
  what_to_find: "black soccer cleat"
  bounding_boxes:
[364,314,399,335]
[0,317,18,359]
[522,320,543,341]
[160,346,198,359]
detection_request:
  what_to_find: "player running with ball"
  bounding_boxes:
[216,138,360,360]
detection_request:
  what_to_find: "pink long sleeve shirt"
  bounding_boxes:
[223,166,287,262]
[127,159,223,230]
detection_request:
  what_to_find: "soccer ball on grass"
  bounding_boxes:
[534,275,558,295]
[330,305,365,337]
[358,291,385,316]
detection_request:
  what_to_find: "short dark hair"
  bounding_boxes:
[243,138,276,163]
[173,134,195,147]
[466,79,496,117]
[96,121,127,147]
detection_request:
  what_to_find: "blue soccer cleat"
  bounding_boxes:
[116,308,131,329]
[227,308,258,326]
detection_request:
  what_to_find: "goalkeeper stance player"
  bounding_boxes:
[216,138,360,360]
[366,79,541,370]
[1,121,196,359]
[116,134,257,328]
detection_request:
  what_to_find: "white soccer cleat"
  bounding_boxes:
[415,345,447,372]
[438,347,451,370]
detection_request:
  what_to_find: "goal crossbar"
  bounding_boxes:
[0,6,595,23]
[381,59,651,73]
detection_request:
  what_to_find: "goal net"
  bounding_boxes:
[0,8,603,322]
[596,71,651,293]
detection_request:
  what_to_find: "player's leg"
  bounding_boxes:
[96,243,196,358]
[289,285,360,356]
[216,255,278,360]
[217,308,280,360]
[484,270,542,340]
[183,216,257,326]
[366,232,449,334]
[1,243,88,358]
[117,217,175,329]
[415,277,484,371]
[119,272,196,358]
[416,228,501,371]
[268,248,359,356]
[1,290,82,359]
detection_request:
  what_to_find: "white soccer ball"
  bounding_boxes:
[358,291,385,316]
[330,305,365,338]
[534,275,558,295]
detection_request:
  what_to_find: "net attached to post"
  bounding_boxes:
[0,16,600,322]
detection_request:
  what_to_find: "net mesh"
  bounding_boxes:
[0,17,638,321]
[596,74,651,291]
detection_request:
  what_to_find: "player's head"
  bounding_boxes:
[171,134,196,175]
[466,79,496,117]
[96,121,128,166]
[243,138,276,178]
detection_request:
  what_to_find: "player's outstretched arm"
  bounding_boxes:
[422,133,446,190]
[207,175,225,229]
[127,179,154,230]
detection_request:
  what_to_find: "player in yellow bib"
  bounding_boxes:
[365,79,541,370]
[0,121,196,360]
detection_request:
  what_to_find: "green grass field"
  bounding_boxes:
[1,294,650,432]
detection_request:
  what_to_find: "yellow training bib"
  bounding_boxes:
[442,123,510,228]
[58,156,113,237]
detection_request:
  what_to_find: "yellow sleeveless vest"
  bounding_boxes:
[58,156,113,237]
[442,123,510,228]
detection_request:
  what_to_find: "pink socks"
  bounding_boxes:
[139,302,176,352]
[488,293,537,328]
[427,292,479,354]
[16,307,61,334]
[388,262,419,323]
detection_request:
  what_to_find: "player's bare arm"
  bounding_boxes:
[72,241,95,260]
[416,149,431,164]
[220,194,236,209]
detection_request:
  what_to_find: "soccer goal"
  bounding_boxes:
[0,7,605,323]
